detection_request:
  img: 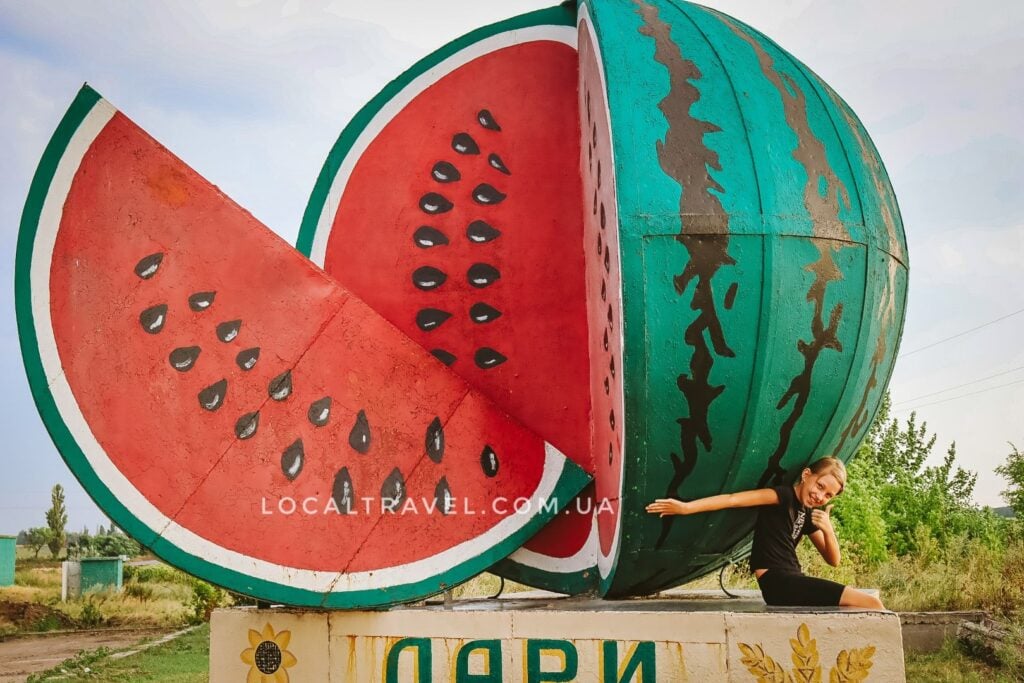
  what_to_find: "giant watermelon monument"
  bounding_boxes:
[16,0,909,680]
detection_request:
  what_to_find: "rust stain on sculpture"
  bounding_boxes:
[635,0,735,548]
[720,17,851,486]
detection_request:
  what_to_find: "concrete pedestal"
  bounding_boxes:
[210,592,905,682]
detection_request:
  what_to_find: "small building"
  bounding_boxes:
[62,556,123,599]
[0,535,15,587]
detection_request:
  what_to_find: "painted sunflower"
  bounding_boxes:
[240,623,297,683]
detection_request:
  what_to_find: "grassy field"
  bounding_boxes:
[1,557,204,637]
[27,625,210,683]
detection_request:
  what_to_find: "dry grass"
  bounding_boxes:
[795,536,1024,614]
[1,563,198,633]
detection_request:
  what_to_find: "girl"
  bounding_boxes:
[646,457,885,609]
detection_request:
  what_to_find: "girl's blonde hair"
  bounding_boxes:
[807,456,847,493]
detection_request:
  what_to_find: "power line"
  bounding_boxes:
[898,306,1024,358]
[893,364,1024,405]
[893,376,1024,413]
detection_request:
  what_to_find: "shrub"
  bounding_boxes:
[187,580,226,624]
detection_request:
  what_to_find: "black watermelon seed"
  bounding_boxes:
[134,253,163,279]
[597,160,602,189]
[235,412,259,440]
[431,161,461,183]
[600,203,606,229]
[236,347,260,371]
[281,439,304,481]
[610,356,616,378]
[332,467,355,514]
[413,226,449,248]
[139,304,167,334]
[488,153,510,175]
[471,183,506,205]
[466,220,501,243]
[416,308,452,332]
[381,467,406,512]
[188,291,216,312]
[426,417,445,463]
[603,329,609,351]
[431,349,456,366]
[268,370,292,401]
[419,193,453,214]
[198,379,227,411]
[349,410,371,454]
[412,266,447,291]
[477,109,501,131]
[469,302,502,324]
[604,246,611,273]
[597,232,603,257]
[610,409,616,430]
[592,190,597,215]
[475,347,507,369]
[168,346,201,372]
[592,123,597,147]
[586,90,591,119]
[216,320,241,343]
[435,477,454,515]
[601,280,607,302]
[480,445,499,477]
[467,263,500,288]
[604,376,610,394]
[308,397,332,427]
[452,133,479,155]
[607,303,613,325]
[608,443,613,465]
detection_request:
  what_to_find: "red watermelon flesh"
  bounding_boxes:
[579,19,625,575]
[25,89,588,607]
[304,17,598,592]
[314,41,591,469]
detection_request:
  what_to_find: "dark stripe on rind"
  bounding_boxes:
[716,17,853,487]
[634,1,736,549]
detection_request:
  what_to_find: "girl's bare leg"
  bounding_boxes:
[839,586,885,610]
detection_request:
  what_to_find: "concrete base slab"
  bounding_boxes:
[210,594,905,682]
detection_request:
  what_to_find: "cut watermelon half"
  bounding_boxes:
[15,86,589,608]
[298,5,600,594]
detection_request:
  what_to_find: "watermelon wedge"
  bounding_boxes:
[15,85,589,608]
[299,5,600,594]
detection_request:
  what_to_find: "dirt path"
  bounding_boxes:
[0,628,171,682]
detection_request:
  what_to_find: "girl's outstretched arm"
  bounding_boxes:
[646,488,779,517]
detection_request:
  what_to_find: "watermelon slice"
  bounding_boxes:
[15,85,589,608]
[298,5,600,594]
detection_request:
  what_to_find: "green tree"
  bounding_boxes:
[45,484,68,559]
[849,394,997,555]
[25,527,51,558]
[996,443,1024,519]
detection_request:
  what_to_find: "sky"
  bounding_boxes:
[0,0,1021,534]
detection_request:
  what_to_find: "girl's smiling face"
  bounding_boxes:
[798,470,843,508]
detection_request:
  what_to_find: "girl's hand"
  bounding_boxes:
[645,498,691,517]
[811,504,834,532]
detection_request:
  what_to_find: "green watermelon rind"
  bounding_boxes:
[15,84,591,609]
[296,5,601,594]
